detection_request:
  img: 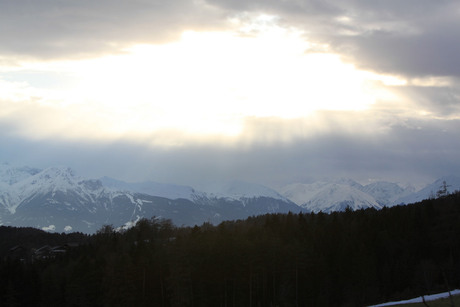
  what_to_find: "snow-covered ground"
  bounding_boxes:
[369,289,460,306]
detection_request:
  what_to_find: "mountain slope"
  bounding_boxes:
[0,165,300,233]
[301,183,382,212]
[280,178,422,212]
[2,163,459,233]
[280,179,383,213]
[395,175,460,205]
[361,181,414,207]
[0,163,40,185]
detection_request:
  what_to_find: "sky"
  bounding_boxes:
[1,0,460,189]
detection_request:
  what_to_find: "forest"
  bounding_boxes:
[1,192,460,307]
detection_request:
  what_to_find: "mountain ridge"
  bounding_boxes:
[1,163,460,233]
[0,164,299,233]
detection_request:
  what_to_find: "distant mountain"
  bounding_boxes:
[303,183,383,212]
[0,163,41,185]
[280,178,417,213]
[361,181,414,207]
[280,180,383,213]
[0,165,299,233]
[2,163,459,233]
[280,176,460,213]
[394,175,460,205]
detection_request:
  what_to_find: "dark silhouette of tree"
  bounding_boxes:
[2,194,460,306]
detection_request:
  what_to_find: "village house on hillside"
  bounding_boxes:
[6,242,80,262]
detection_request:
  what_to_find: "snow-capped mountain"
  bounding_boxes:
[1,166,103,213]
[361,181,415,207]
[2,163,459,233]
[394,175,460,205]
[279,178,420,213]
[280,180,383,213]
[0,163,41,185]
[303,183,383,212]
[0,165,299,233]
[280,176,460,213]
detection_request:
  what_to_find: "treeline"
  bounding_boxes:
[0,226,89,256]
[1,193,460,306]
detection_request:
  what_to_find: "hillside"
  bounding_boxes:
[0,164,299,233]
[1,192,460,306]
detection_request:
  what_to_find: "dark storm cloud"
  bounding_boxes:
[323,1,460,78]
[2,0,459,79]
[204,0,460,78]
[336,23,460,77]
[2,116,460,187]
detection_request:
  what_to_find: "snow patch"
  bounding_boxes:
[116,215,142,232]
[369,289,460,306]
[126,194,136,204]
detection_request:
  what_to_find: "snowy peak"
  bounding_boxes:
[0,165,300,233]
[14,166,89,199]
[294,183,382,213]
[3,163,460,233]
[0,166,109,214]
[361,181,412,207]
[279,179,415,213]
[362,181,404,195]
[395,175,460,205]
[429,175,460,194]
[280,178,363,206]
[279,182,326,206]
[280,175,460,213]
[24,166,79,187]
[0,163,41,186]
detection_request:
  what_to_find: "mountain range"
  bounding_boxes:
[1,163,459,233]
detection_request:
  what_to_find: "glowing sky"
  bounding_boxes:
[1,0,460,187]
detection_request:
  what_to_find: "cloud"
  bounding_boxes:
[3,0,458,80]
[1,0,459,188]
[322,1,460,78]
[1,0,459,81]
[335,23,460,78]
[2,111,460,188]
[2,0,459,114]
[0,0,226,60]
[202,0,460,79]
[391,83,460,117]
